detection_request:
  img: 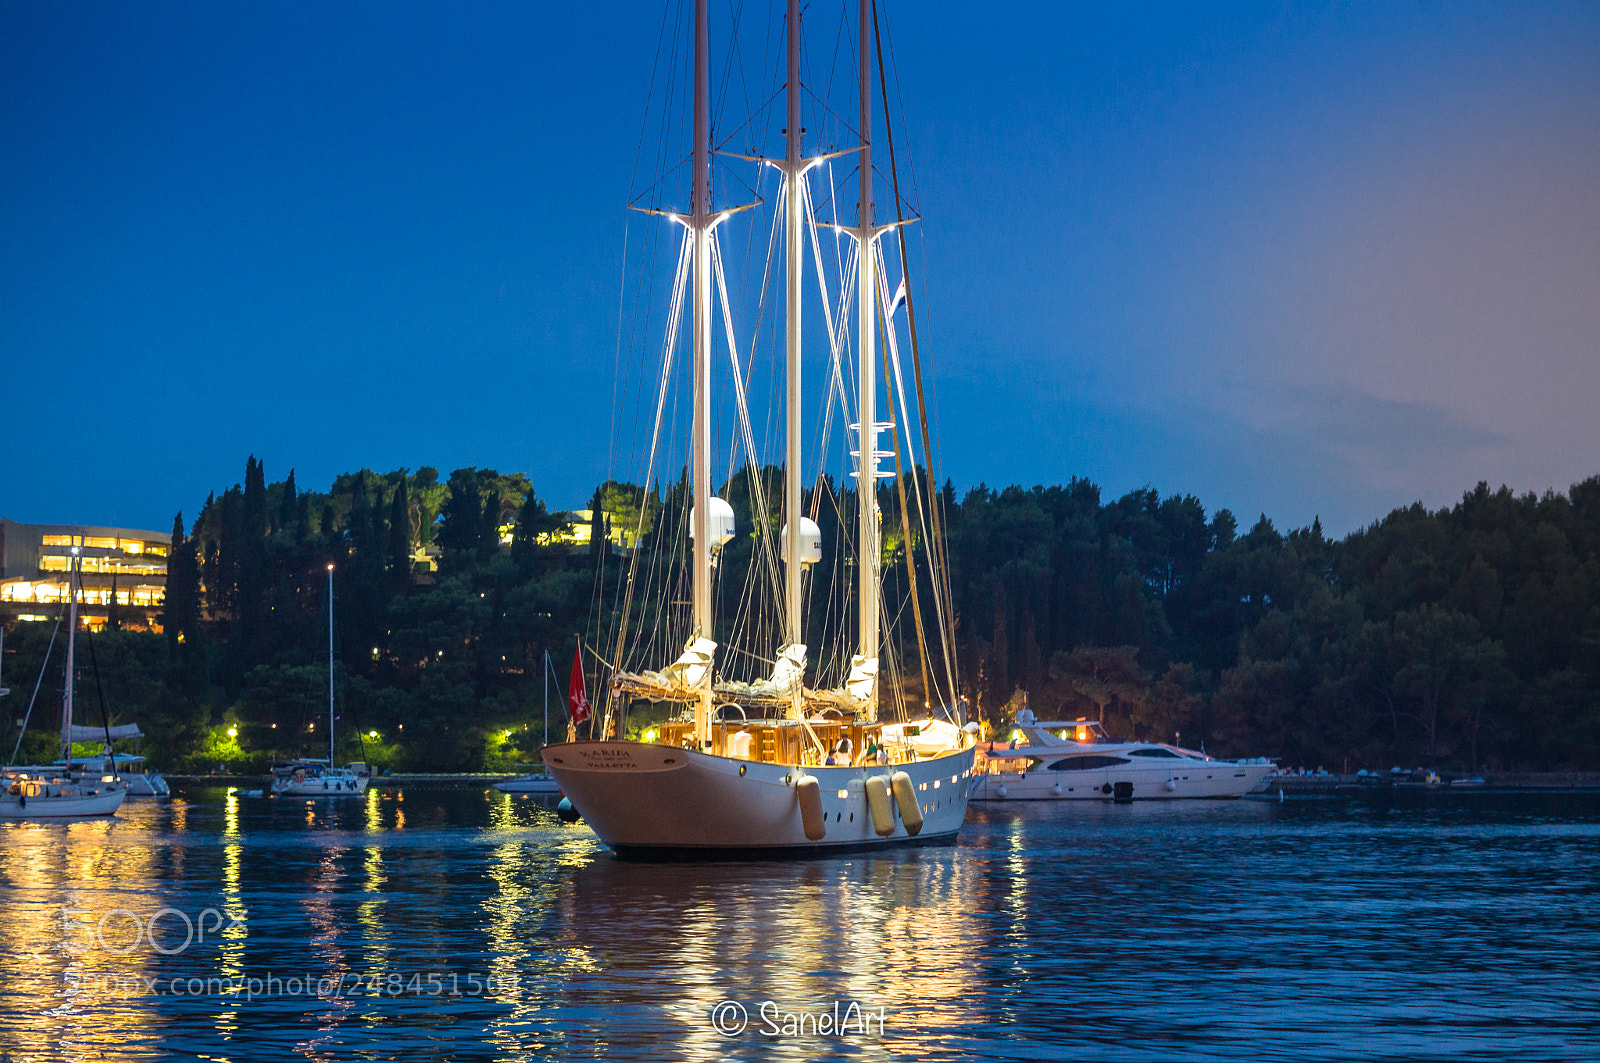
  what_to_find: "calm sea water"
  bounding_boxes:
[1,787,1597,1062]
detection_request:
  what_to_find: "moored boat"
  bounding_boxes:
[0,542,127,819]
[545,0,976,856]
[970,710,1273,802]
[268,565,368,798]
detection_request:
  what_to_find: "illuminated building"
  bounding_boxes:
[531,510,633,555]
[0,519,170,630]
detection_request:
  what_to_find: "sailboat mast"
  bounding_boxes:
[783,0,803,656]
[855,0,880,715]
[691,0,714,748]
[61,543,80,761]
[327,564,335,766]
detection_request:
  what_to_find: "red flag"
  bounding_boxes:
[568,646,591,724]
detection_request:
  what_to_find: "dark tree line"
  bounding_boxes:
[4,458,1596,773]
[938,478,1600,771]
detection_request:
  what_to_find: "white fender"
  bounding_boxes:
[795,775,825,841]
[890,771,923,836]
[864,775,895,837]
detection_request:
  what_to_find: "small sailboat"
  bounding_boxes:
[494,649,562,795]
[270,564,369,798]
[544,0,977,856]
[1,542,128,819]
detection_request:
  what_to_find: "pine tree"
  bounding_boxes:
[438,468,483,563]
[511,489,556,568]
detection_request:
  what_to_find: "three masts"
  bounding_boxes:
[543,0,978,856]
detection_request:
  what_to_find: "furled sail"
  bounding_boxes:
[611,636,717,703]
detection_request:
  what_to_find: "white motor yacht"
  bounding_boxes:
[56,724,169,797]
[493,767,561,795]
[971,709,1273,802]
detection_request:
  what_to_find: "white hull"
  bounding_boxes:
[971,760,1272,801]
[544,741,976,856]
[0,785,127,819]
[273,775,369,797]
[119,773,170,798]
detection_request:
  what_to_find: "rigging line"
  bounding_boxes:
[874,0,956,697]
[877,262,950,698]
[710,236,785,620]
[807,163,850,508]
[881,7,922,211]
[810,247,851,528]
[721,0,756,137]
[878,283,935,711]
[8,608,63,765]
[627,0,679,203]
[600,213,642,688]
[612,230,693,680]
[81,626,119,771]
[713,83,786,153]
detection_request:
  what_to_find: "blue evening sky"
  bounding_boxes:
[3,2,1596,536]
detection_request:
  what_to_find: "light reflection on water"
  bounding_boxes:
[0,789,1597,1061]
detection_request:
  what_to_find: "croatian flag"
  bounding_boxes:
[568,646,591,724]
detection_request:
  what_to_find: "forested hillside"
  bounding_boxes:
[4,459,1596,773]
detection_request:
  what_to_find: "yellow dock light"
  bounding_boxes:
[227,727,238,738]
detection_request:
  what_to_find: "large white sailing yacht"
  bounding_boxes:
[544,0,977,857]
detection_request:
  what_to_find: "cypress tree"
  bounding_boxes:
[215,486,243,615]
[480,477,505,554]
[589,486,606,561]
[106,571,122,632]
[279,469,298,532]
[238,457,269,667]
[163,511,203,667]
[388,479,412,593]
